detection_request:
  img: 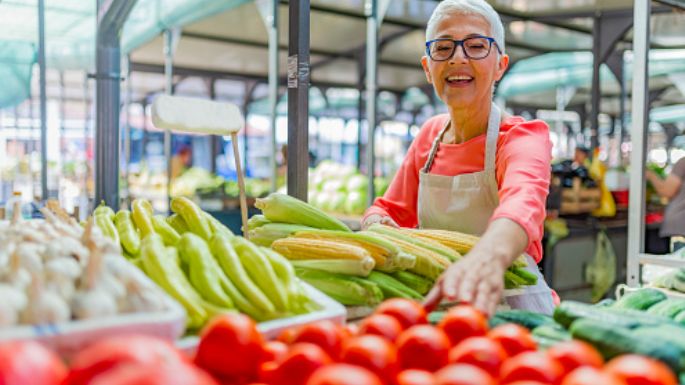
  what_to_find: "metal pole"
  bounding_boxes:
[164,29,174,211]
[590,15,601,150]
[123,55,132,197]
[627,0,651,286]
[268,0,279,192]
[38,0,48,200]
[365,0,379,204]
[287,0,310,201]
[95,0,138,210]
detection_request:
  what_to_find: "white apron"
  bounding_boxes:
[417,103,555,315]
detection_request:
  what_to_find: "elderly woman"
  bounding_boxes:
[361,0,555,315]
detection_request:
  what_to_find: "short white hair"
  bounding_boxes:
[426,0,506,54]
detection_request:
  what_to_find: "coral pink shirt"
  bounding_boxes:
[363,114,552,263]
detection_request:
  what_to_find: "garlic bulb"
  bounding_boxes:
[21,274,71,324]
[123,279,166,313]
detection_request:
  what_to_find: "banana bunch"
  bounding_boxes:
[95,197,317,331]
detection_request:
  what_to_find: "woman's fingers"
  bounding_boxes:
[380,216,400,228]
[422,279,443,312]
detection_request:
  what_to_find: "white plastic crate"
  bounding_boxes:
[177,281,346,354]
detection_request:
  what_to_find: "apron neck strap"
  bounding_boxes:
[422,103,502,174]
[484,102,501,174]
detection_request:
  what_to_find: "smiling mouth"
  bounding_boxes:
[445,75,474,85]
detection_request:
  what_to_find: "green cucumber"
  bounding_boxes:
[613,288,667,310]
[511,267,538,286]
[553,301,671,329]
[492,309,555,330]
[532,323,571,342]
[594,298,616,307]
[570,319,685,372]
[646,298,685,318]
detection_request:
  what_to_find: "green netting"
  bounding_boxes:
[0,40,36,109]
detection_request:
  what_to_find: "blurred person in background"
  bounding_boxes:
[647,157,685,252]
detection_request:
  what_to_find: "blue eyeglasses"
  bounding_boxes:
[425,36,501,61]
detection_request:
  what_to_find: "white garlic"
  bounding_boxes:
[71,289,118,320]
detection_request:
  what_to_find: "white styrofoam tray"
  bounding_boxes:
[177,281,347,354]
[0,265,187,359]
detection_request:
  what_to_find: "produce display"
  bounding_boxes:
[3,298,677,385]
[481,288,685,381]
[95,197,318,331]
[652,268,685,293]
[0,202,168,328]
[248,193,538,307]
[171,166,271,199]
[307,161,389,216]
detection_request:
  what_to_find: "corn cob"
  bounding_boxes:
[366,271,423,300]
[403,228,479,255]
[391,270,434,295]
[371,232,449,280]
[368,224,461,262]
[255,193,351,232]
[295,267,383,307]
[271,237,375,277]
[249,223,317,247]
[246,214,271,231]
[291,229,415,272]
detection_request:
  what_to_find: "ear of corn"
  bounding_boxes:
[255,193,351,232]
[402,228,479,255]
[366,271,423,300]
[291,230,414,272]
[246,214,271,231]
[295,267,383,307]
[368,224,461,262]
[271,237,375,277]
[369,232,449,280]
[249,223,317,247]
[289,258,375,277]
[391,270,434,295]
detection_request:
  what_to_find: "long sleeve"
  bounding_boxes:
[491,119,552,262]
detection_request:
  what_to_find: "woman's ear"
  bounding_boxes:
[495,53,510,82]
[421,56,433,84]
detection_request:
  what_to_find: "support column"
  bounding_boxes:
[38,0,48,200]
[287,0,310,201]
[627,0,651,286]
[163,28,180,211]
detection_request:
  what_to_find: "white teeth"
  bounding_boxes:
[447,75,473,81]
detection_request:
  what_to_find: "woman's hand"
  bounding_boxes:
[423,251,507,316]
[422,218,529,315]
[360,213,399,230]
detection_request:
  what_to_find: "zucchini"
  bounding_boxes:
[488,315,509,329]
[428,311,445,325]
[532,335,560,350]
[492,309,555,330]
[646,298,685,318]
[553,301,671,329]
[510,267,538,286]
[613,288,667,310]
[570,319,685,372]
[634,325,685,352]
[532,323,571,342]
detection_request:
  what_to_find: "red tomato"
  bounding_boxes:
[505,382,550,385]
[194,314,265,381]
[561,366,627,385]
[344,323,360,338]
[375,299,428,330]
[292,321,347,360]
[278,327,298,344]
[396,325,450,371]
[0,340,67,385]
[546,340,603,375]
[605,355,678,385]
[358,314,403,342]
[258,361,279,384]
[434,364,496,385]
[448,337,507,377]
[66,335,187,385]
[89,363,219,385]
[486,324,536,357]
[271,343,332,385]
[340,335,399,383]
[499,351,565,385]
[396,369,436,385]
[305,364,383,385]
[438,305,488,347]
[263,341,288,363]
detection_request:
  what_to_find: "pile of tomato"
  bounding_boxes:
[195,299,678,385]
[0,298,678,385]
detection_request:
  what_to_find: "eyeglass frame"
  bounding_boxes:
[424,35,502,61]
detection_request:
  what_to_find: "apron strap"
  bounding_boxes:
[422,118,451,173]
[484,103,501,175]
